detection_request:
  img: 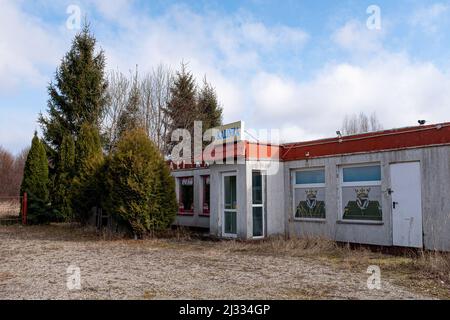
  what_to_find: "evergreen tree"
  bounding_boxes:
[20,133,51,224]
[107,129,176,238]
[164,63,197,153]
[72,122,104,223]
[39,23,108,158]
[155,158,178,230]
[197,78,223,131]
[53,134,75,221]
[116,69,143,141]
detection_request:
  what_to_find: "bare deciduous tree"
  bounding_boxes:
[141,65,173,154]
[0,146,29,197]
[102,70,131,152]
[101,65,173,154]
[342,112,383,135]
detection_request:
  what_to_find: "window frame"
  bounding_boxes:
[292,167,326,221]
[338,163,383,222]
[222,172,238,238]
[252,170,265,239]
[200,175,210,217]
[178,176,194,216]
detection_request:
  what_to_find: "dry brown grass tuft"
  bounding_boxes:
[413,251,450,282]
[219,235,340,258]
[216,235,450,299]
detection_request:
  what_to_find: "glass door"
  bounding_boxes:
[252,171,265,238]
[223,173,237,237]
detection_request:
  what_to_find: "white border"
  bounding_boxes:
[222,172,238,238]
[292,167,326,221]
[252,170,265,239]
[338,163,383,222]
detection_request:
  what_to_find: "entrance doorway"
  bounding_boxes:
[390,162,423,248]
[222,173,237,237]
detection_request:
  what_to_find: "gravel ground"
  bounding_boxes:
[0,224,435,300]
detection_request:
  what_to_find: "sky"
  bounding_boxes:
[1,0,450,154]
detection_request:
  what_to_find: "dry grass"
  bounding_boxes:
[218,236,450,299]
[1,224,449,299]
[0,200,20,219]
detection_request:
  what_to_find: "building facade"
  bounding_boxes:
[172,122,450,251]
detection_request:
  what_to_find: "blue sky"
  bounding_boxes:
[1,0,450,153]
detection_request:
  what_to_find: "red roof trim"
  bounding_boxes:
[169,122,450,168]
[281,122,450,161]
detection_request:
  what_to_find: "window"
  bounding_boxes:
[252,171,265,238]
[341,165,382,221]
[179,177,194,214]
[201,176,210,216]
[293,169,326,219]
[223,174,237,235]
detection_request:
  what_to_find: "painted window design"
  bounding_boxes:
[341,165,382,221]
[202,175,210,215]
[179,177,194,214]
[294,169,326,219]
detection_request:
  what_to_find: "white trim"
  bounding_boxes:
[293,167,326,188]
[251,170,265,239]
[291,167,326,221]
[222,172,238,238]
[341,181,381,187]
[338,163,383,221]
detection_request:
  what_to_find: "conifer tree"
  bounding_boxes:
[116,69,143,141]
[197,78,223,131]
[20,133,50,223]
[53,134,75,221]
[39,23,108,162]
[107,129,176,237]
[164,63,197,153]
[73,122,104,223]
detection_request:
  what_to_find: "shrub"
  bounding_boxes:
[72,122,104,223]
[106,129,177,238]
[20,133,51,224]
[53,134,76,221]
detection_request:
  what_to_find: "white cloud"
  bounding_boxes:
[2,1,450,153]
[248,53,450,141]
[96,5,309,122]
[410,3,449,33]
[332,20,384,53]
[0,0,66,92]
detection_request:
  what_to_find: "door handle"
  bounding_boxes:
[393,201,399,209]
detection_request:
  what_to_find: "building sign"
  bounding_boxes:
[181,177,194,186]
[213,121,245,145]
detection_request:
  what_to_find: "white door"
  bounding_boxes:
[390,162,423,248]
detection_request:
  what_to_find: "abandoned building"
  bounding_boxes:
[171,121,450,252]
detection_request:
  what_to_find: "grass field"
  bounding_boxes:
[0,223,449,300]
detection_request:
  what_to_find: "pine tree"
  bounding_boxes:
[39,23,108,159]
[197,78,223,131]
[20,133,50,224]
[164,63,197,154]
[107,129,177,238]
[72,122,104,223]
[116,69,143,140]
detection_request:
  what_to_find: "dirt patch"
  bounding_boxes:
[0,224,447,300]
